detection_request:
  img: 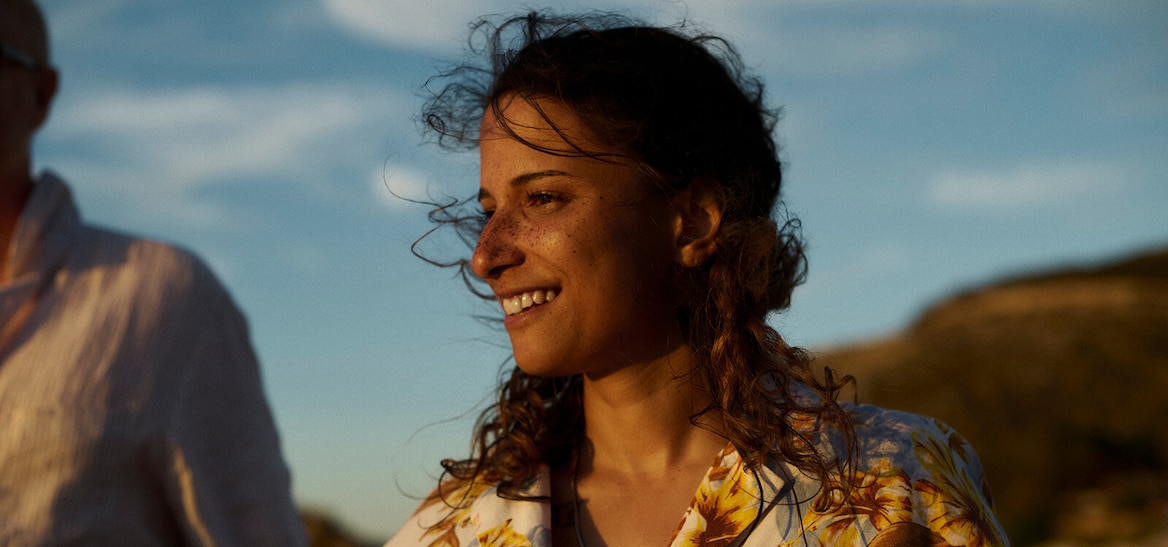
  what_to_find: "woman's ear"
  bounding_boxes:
[672,177,723,267]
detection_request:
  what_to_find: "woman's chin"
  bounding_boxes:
[511,358,570,378]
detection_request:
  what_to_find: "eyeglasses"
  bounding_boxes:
[0,42,42,72]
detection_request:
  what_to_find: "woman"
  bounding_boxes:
[389,12,1008,547]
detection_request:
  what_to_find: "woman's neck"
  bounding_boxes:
[577,343,726,480]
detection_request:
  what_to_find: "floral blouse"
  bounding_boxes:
[385,404,1010,546]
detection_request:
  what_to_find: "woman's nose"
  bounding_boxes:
[471,211,524,279]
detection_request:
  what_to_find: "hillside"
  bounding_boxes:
[817,246,1168,545]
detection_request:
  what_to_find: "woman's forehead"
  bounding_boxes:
[480,95,602,154]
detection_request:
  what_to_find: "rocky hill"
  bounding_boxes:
[817,246,1168,545]
[301,510,380,547]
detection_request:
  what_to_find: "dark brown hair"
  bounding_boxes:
[417,11,854,507]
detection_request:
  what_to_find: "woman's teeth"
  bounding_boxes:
[502,289,558,316]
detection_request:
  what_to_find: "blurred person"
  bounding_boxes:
[387,12,1009,546]
[0,0,306,544]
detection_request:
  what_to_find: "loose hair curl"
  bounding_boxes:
[415,11,855,509]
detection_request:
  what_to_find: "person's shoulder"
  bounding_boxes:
[386,477,500,547]
[842,402,979,467]
[82,225,224,290]
[839,403,1010,544]
[388,470,551,547]
[74,225,239,322]
[845,402,958,440]
[794,402,1013,547]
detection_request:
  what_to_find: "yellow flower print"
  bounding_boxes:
[914,429,1005,547]
[418,479,493,547]
[803,458,914,545]
[475,518,532,547]
[676,446,761,547]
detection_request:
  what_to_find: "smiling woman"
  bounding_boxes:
[388,11,1009,547]
[474,97,686,380]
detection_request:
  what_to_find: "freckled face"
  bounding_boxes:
[472,97,684,378]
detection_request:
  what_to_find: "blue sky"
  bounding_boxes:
[33,0,1167,540]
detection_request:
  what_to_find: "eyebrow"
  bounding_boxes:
[478,169,570,201]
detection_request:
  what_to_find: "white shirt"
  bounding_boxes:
[0,173,306,545]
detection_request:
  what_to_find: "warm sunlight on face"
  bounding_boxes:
[473,96,686,378]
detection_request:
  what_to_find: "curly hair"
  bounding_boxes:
[416,11,855,508]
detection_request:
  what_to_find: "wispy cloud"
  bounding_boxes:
[44,83,411,227]
[372,163,432,210]
[927,161,1124,211]
[321,0,486,52]
[321,0,948,76]
[664,1,952,75]
[319,0,686,53]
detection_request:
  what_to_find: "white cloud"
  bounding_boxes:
[319,0,683,52]
[371,163,432,210]
[321,0,484,52]
[641,3,952,75]
[58,85,367,183]
[321,0,681,53]
[321,0,947,75]
[927,161,1124,211]
[44,83,411,227]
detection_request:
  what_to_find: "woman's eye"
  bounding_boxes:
[527,191,562,206]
